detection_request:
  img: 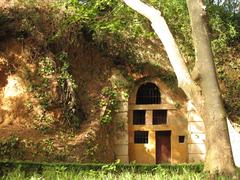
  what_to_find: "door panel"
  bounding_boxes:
[156,131,171,163]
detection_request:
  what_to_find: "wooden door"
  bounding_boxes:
[156,131,171,163]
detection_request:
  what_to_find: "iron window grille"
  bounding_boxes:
[136,83,161,104]
[133,110,146,125]
[153,110,167,124]
[134,131,148,144]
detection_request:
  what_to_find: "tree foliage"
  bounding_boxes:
[65,0,239,54]
[206,1,239,53]
[50,0,236,90]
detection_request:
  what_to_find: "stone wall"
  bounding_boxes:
[110,69,129,163]
[187,101,206,162]
[113,97,129,163]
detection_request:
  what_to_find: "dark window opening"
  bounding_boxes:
[134,131,148,144]
[179,136,185,143]
[133,110,146,125]
[153,110,167,124]
[136,83,161,104]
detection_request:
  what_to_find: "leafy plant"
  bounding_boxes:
[57,52,77,89]
[101,159,120,173]
[84,131,98,161]
[57,52,83,128]
[41,138,55,156]
[34,112,55,132]
[39,57,56,76]
[100,86,119,124]
[0,135,23,160]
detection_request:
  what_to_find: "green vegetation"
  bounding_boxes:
[64,0,239,58]
[0,161,239,179]
[100,86,119,124]
[83,131,98,162]
[0,136,23,160]
[0,135,73,162]
[57,52,81,128]
[22,50,82,130]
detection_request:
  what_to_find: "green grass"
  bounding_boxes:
[0,161,239,180]
[2,169,207,180]
[1,168,208,180]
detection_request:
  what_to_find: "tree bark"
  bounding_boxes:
[186,0,236,175]
[123,0,236,175]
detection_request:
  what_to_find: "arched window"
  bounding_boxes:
[136,83,161,104]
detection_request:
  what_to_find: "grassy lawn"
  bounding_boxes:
[0,162,239,179]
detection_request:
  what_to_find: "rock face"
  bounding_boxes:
[227,119,240,167]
